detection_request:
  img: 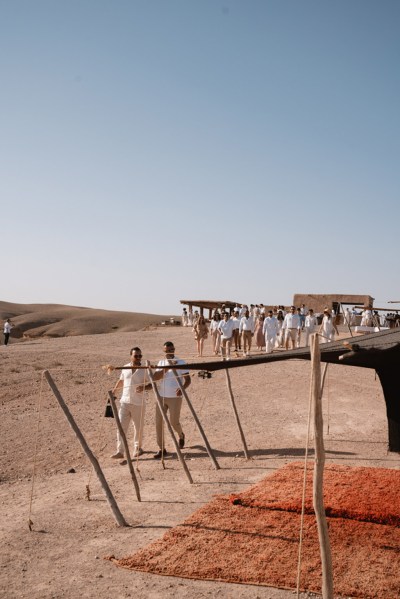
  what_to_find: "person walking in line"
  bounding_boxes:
[232,310,242,352]
[210,312,221,355]
[181,308,188,327]
[218,312,235,360]
[304,309,318,346]
[254,313,265,351]
[3,319,14,346]
[193,315,209,357]
[300,304,308,330]
[282,306,301,350]
[296,307,303,347]
[239,308,255,357]
[110,346,148,460]
[263,310,279,353]
[319,308,339,343]
[276,309,285,347]
[137,341,190,459]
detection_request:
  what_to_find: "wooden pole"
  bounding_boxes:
[320,363,329,394]
[43,370,128,527]
[107,391,141,502]
[172,368,220,470]
[146,363,193,484]
[225,369,250,459]
[310,336,334,599]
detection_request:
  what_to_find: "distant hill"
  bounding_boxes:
[0,301,179,340]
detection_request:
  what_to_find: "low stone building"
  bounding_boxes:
[292,293,374,314]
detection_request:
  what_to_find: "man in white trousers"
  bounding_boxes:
[111,346,148,459]
[263,310,279,353]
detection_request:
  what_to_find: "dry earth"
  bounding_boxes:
[1,311,399,599]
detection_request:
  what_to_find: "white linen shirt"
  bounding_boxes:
[262,316,278,336]
[282,313,301,330]
[155,358,189,398]
[119,363,148,405]
[239,316,255,334]
[305,315,317,330]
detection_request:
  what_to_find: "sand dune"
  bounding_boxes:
[0,300,178,339]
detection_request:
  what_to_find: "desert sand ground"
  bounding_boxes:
[1,313,399,599]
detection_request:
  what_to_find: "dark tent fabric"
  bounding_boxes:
[177,329,400,452]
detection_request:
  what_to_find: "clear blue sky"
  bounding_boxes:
[2,1,399,314]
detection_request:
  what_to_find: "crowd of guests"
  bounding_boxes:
[182,303,343,359]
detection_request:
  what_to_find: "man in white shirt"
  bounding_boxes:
[111,347,148,460]
[361,308,373,327]
[239,304,247,318]
[137,341,190,459]
[282,306,301,350]
[3,318,14,346]
[239,309,255,356]
[262,310,279,353]
[231,310,241,352]
[218,312,235,359]
[343,307,352,327]
[300,304,308,330]
[304,309,318,346]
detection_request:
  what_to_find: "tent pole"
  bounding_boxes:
[225,369,249,459]
[146,363,193,484]
[310,336,334,599]
[44,370,128,527]
[108,391,141,502]
[172,369,220,470]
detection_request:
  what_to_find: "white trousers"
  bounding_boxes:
[117,401,146,454]
[265,334,276,353]
[305,328,316,346]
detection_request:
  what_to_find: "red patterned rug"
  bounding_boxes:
[109,463,400,598]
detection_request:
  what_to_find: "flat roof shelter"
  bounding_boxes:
[180,299,242,319]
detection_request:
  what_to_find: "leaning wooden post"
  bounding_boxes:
[108,391,141,502]
[310,336,334,599]
[172,368,220,470]
[225,369,250,459]
[43,371,128,527]
[320,363,329,395]
[146,363,193,484]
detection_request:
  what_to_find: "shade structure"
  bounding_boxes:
[174,328,400,452]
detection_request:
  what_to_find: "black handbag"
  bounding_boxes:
[104,398,114,418]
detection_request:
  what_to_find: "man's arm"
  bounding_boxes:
[136,367,164,393]
[112,378,123,397]
[176,373,191,396]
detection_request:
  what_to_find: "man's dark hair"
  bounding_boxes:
[164,341,174,347]
[130,346,141,355]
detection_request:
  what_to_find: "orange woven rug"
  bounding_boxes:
[110,463,400,598]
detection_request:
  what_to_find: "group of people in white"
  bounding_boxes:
[183,304,341,359]
[342,306,385,328]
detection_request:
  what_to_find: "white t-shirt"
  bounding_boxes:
[4,322,12,334]
[231,316,240,330]
[156,358,189,398]
[218,319,235,339]
[119,363,147,405]
[305,315,317,330]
